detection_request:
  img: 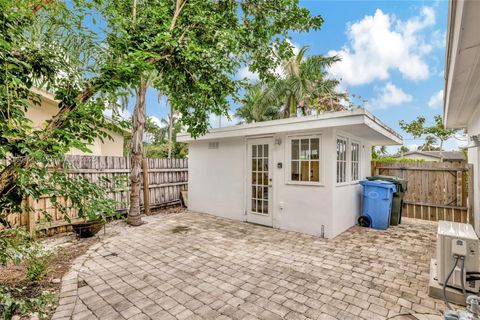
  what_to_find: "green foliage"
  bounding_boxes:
[144,143,188,159]
[25,248,51,282]
[399,115,460,150]
[373,157,425,163]
[0,287,56,319]
[0,229,33,265]
[236,46,356,123]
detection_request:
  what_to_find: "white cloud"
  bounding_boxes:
[407,143,419,151]
[328,7,435,86]
[103,108,131,120]
[366,83,412,110]
[149,116,164,127]
[427,89,443,109]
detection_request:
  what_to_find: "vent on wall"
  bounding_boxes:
[208,141,219,149]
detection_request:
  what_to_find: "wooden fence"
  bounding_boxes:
[371,161,473,224]
[5,155,188,234]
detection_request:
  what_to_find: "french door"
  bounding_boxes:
[246,138,273,227]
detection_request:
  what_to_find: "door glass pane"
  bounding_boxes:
[252,186,257,199]
[257,200,263,213]
[258,145,263,157]
[263,144,268,158]
[258,186,263,200]
[300,139,309,160]
[311,161,319,182]
[257,159,263,172]
[252,172,257,184]
[300,161,309,181]
[252,145,257,158]
[291,161,299,181]
[252,159,257,171]
[291,140,299,160]
[263,201,268,214]
[263,160,268,171]
[311,138,319,160]
[257,172,262,185]
[263,173,268,186]
[252,199,257,212]
[263,187,268,200]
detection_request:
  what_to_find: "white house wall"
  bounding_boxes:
[188,138,246,221]
[467,107,480,233]
[188,128,372,239]
[271,129,335,238]
[332,129,372,237]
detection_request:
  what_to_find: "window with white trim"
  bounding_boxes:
[290,136,320,183]
[336,137,347,183]
[351,141,360,181]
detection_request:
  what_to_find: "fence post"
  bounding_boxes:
[25,197,35,236]
[142,159,150,215]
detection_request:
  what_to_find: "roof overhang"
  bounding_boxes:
[178,109,402,146]
[444,0,480,129]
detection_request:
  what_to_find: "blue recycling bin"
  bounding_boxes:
[359,180,396,230]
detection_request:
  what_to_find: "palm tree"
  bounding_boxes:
[268,46,341,117]
[235,83,280,123]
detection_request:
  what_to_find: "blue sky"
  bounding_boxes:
[129,0,464,151]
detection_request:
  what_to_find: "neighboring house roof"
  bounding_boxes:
[444,0,480,128]
[400,151,465,161]
[30,87,131,136]
[178,109,402,146]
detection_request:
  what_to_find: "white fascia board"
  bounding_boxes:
[178,109,402,145]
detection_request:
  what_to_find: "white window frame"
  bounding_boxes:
[350,140,361,182]
[285,134,323,186]
[336,133,363,186]
[336,136,348,184]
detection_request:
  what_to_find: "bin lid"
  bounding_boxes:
[360,179,397,191]
[367,175,407,192]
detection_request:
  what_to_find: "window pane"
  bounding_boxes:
[292,140,299,160]
[252,145,257,158]
[252,159,257,171]
[263,144,268,158]
[252,199,257,212]
[258,145,263,157]
[300,139,309,160]
[291,161,299,181]
[311,138,319,160]
[311,161,319,182]
[263,201,268,214]
[300,161,309,182]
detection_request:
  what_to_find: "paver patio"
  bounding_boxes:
[52,211,445,320]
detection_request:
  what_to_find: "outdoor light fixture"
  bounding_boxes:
[467,135,480,148]
[275,138,282,146]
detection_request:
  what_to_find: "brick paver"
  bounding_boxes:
[52,212,444,319]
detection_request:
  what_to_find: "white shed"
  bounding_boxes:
[178,109,402,238]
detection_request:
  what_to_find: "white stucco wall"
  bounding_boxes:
[187,127,371,238]
[188,138,246,220]
[331,129,372,237]
[467,107,480,233]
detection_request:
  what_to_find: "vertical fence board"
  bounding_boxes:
[371,161,470,225]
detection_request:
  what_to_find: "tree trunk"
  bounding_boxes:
[289,95,296,118]
[168,100,173,159]
[127,78,147,226]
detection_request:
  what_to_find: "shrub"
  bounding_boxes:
[0,288,56,319]
[25,254,50,282]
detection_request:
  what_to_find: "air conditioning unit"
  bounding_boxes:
[437,221,480,292]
